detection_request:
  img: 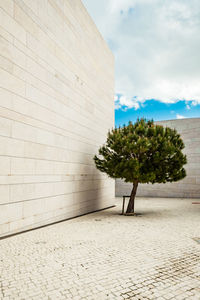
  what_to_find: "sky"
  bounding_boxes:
[82,0,200,126]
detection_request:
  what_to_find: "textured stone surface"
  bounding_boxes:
[116,118,200,198]
[0,197,200,299]
[0,0,114,237]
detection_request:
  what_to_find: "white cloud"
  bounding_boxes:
[176,114,186,119]
[191,100,198,106]
[115,95,140,110]
[108,0,134,14]
[119,95,140,110]
[83,0,200,109]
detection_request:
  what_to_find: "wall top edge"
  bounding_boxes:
[80,0,114,59]
[155,117,200,123]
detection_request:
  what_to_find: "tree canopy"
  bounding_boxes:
[94,118,187,214]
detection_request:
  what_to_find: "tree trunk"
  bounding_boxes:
[126,181,138,214]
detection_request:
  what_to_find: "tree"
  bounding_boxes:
[94,118,187,215]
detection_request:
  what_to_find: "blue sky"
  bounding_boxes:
[115,99,200,127]
[83,0,200,126]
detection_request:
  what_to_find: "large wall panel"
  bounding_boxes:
[0,0,114,237]
[116,118,200,199]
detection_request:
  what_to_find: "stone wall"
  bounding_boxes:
[0,0,114,237]
[116,118,200,198]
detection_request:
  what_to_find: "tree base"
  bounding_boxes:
[124,212,141,216]
[124,212,137,216]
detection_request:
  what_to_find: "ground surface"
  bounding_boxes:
[0,197,200,300]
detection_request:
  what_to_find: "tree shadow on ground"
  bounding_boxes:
[96,207,174,219]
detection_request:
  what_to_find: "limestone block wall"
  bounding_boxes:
[0,0,115,237]
[116,118,200,198]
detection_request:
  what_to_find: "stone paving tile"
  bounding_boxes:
[0,197,200,300]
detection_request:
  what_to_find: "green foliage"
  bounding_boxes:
[94,118,187,184]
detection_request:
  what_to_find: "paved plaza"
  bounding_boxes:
[0,197,200,300]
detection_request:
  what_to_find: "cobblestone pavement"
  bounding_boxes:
[0,197,200,300]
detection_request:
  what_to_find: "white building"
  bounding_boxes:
[116,118,200,199]
[0,0,115,237]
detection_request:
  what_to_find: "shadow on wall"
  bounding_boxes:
[68,146,113,219]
